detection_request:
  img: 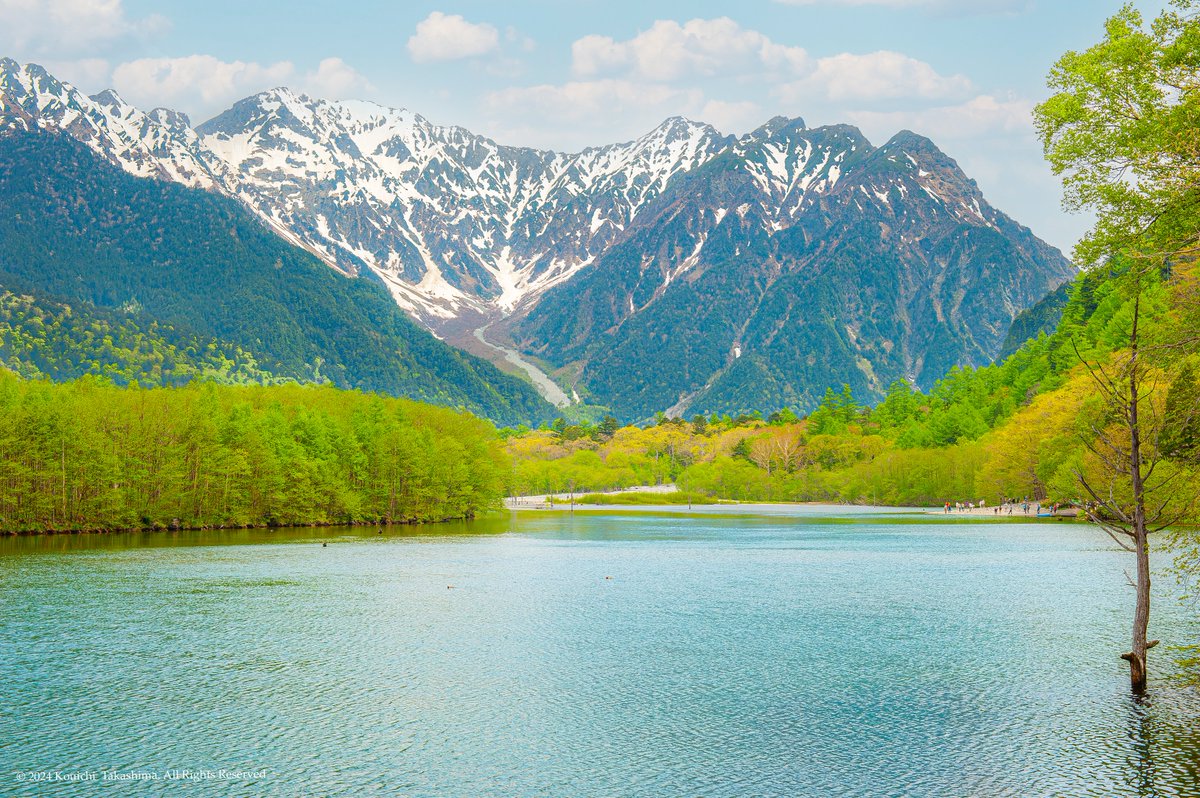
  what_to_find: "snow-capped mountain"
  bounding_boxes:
[196,89,728,321]
[514,119,1075,418]
[0,59,223,190]
[0,58,1075,417]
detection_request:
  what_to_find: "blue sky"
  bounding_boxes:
[0,1,1171,255]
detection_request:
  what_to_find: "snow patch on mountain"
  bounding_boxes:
[0,59,1044,340]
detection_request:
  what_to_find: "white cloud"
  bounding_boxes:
[303,57,373,100]
[845,94,1033,143]
[778,50,973,103]
[483,79,708,149]
[407,12,500,63]
[568,19,967,105]
[111,55,294,116]
[0,0,166,56]
[484,18,980,151]
[107,55,371,119]
[572,18,808,81]
[700,99,763,137]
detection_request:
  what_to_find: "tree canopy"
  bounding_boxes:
[1035,0,1199,266]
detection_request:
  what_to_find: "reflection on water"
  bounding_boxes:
[1,507,1197,797]
[0,516,514,555]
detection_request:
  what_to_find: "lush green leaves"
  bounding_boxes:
[1035,0,1200,265]
[0,373,508,532]
[0,289,285,386]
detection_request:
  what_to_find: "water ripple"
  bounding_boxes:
[0,517,1197,797]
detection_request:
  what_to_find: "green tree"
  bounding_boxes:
[1035,1,1199,267]
[1162,360,1200,461]
[1035,0,1200,692]
[597,415,621,438]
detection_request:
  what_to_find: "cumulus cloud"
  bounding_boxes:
[482,17,985,150]
[111,55,294,117]
[572,17,807,81]
[778,50,973,103]
[302,57,373,99]
[570,19,967,103]
[0,0,166,56]
[110,54,374,118]
[407,12,500,63]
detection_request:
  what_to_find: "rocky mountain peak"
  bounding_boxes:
[89,89,127,112]
[148,107,192,131]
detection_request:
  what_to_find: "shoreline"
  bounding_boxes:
[3,497,1081,536]
[505,486,1077,518]
[504,484,680,509]
[0,515,480,538]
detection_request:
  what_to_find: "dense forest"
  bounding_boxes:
[0,289,287,386]
[0,374,508,533]
[0,131,552,427]
[505,263,1200,511]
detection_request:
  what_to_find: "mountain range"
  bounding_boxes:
[0,58,1074,420]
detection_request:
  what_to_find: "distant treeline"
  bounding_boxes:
[0,373,507,533]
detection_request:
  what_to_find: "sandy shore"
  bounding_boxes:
[504,490,1077,519]
[504,484,678,509]
[928,504,1078,518]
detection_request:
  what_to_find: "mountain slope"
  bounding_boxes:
[513,123,1074,418]
[196,93,730,322]
[0,130,553,425]
[998,280,1073,359]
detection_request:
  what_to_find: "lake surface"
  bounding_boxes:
[2,507,1198,797]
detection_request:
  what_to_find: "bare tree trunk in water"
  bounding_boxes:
[1124,309,1151,692]
[1121,525,1151,692]
[1077,287,1165,693]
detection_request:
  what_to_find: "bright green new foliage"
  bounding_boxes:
[0,290,285,386]
[1036,0,1200,266]
[0,374,508,532]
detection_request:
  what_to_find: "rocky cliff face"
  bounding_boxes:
[0,58,1075,418]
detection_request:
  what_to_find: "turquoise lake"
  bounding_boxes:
[1,506,1198,797]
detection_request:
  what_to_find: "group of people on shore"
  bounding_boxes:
[941,498,1063,516]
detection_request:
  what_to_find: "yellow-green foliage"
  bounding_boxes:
[506,418,762,496]
[0,373,508,532]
